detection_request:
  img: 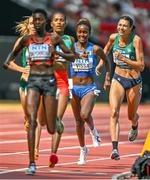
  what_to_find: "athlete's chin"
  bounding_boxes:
[55,29,63,33]
[79,40,87,43]
[119,33,126,36]
[35,26,41,30]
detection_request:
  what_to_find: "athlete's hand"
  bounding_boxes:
[103,73,110,90]
[95,64,103,76]
[49,45,56,55]
[75,52,89,59]
[80,51,89,59]
[21,66,30,81]
[22,65,30,74]
[54,54,59,60]
[95,66,101,76]
[103,79,110,90]
[114,51,124,61]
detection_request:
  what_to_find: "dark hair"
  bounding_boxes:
[50,11,66,22]
[119,15,136,31]
[32,8,48,20]
[76,18,91,33]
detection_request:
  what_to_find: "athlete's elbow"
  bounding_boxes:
[3,62,9,69]
[140,64,145,72]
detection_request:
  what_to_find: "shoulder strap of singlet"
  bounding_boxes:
[29,32,52,44]
[128,32,135,44]
[114,34,119,44]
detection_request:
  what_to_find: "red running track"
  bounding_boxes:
[0,102,149,179]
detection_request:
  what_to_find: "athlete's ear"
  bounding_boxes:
[130,25,133,31]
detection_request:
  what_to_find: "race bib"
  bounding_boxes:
[28,44,51,61]
[113,52,129,66]
[72,57,93,72]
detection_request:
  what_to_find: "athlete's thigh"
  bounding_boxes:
[109,79,125,110]
[57,94,68,119]
[44,95,58,124]
[80,92,96,115]
[126,83,142,115]
[71,95,81,120]
[37,96,46,126]
[26,89,40,115]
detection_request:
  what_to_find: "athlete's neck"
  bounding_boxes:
[36,30,47,37]
[119,32,132,43]
[54,31,64,36]
[77,41,88,51]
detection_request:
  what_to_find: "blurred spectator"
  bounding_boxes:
[3,0,150,101]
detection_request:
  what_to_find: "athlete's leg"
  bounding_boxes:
[126,83,142,141]
[126,83,142,125]
[51,71,69,154]
[80,92,96,129]
[71,95,85,147]
[19,88,27,115]
[34,120,42,160]
[19,88,29,130]
[109,79,125,159]
[43,95,58,167]
[43,95,58,134]
[71,95,88,165]
[35,96,46,160]
[109,79,125,142]
[26,89,40,164]
[37,96,47,126]
[51,94,68,154]
[80,92,101,147]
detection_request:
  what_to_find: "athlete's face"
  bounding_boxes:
[76,25,89,43]
[117,19,132,36]
[33,13,46,31]
[28,17,36,35]
[51,13,66,34]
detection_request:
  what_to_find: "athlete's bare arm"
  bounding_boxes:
[3,36,27,68]
[103,33,117,55]
[94,45,110,90]
[51,33,87,62]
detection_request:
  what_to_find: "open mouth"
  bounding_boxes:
[35,25,40,29]
[80,37,86,41]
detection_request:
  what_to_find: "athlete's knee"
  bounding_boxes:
[111,108,119,119]
[80,111,89,121]
[47,127,55,134]
[27,112,37,127]
[29,118,37,129]
[56,117,64,135]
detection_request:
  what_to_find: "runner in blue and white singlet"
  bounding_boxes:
[69,18,110,165]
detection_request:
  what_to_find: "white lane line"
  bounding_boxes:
[0,129,148,144]
[0,135,79,144]
[0,153,139,175]
[112,171,133,179]
[38,169,107,176]
[0,139,144,156]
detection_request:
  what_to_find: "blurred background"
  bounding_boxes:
[0,0,150,102]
